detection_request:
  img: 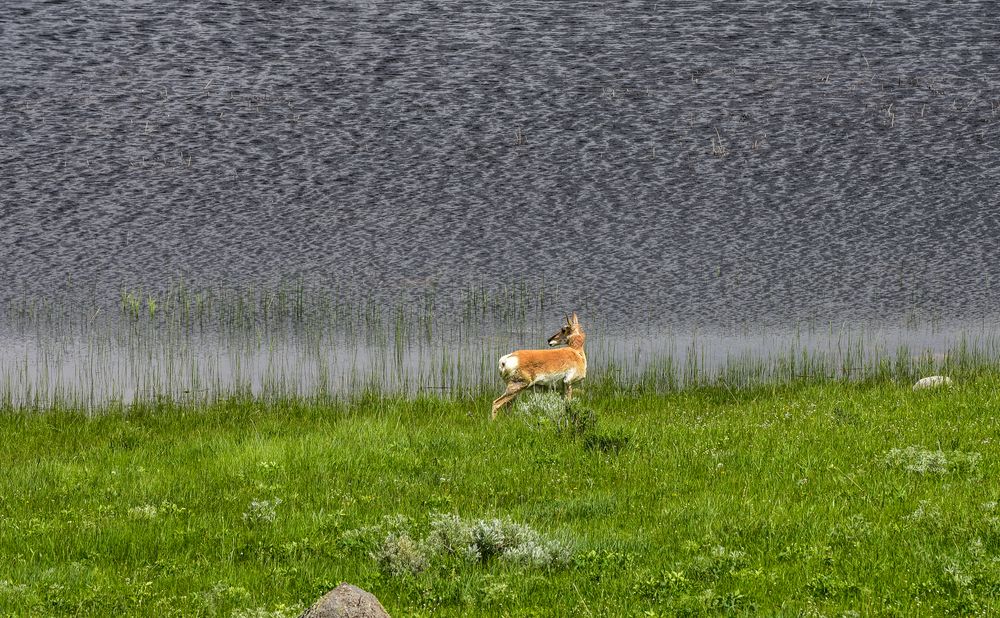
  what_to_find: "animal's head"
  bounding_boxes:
[547,313,584,347]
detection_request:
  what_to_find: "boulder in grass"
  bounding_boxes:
[299,583,390,618]
[912,375,953,391]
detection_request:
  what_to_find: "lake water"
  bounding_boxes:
[2,2,1000,404]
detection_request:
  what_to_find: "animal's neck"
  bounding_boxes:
[567,333,585,350]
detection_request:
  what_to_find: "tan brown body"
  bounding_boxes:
[491,313,587,419]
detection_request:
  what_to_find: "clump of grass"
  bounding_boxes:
[200,582,253,614]
[633,541,760,615]
[515,393,631,455]
[883,446,982,475]
[126,500,186,521]
[806,572,861,599]
[562,400,598,437]
[583,428,631,454]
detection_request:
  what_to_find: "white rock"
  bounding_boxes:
[912,375,953,391]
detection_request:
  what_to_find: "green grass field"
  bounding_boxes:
[2,377,999,616]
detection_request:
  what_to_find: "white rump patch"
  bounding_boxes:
[498,354,518,377]
[912,375,953,391]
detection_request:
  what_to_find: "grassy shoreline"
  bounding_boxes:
[2,378,1000,616]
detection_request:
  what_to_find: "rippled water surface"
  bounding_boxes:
[2,2,1000,403]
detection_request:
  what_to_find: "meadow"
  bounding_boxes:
[2,376,1000,616]
[3,284,1000,616]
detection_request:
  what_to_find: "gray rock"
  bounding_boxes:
[299,583,390,618]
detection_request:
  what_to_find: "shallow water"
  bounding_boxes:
[2,2,1000,403]
[2,299,996,407]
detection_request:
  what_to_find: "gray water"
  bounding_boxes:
[2,2,1000,404]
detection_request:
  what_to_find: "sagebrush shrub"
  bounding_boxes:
[514,391,597,437]
[372,532,428,576]
[348,512,573,576]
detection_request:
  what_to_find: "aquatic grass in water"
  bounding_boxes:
[3,281,1000,408]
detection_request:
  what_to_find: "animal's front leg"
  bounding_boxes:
[491,381,526,420]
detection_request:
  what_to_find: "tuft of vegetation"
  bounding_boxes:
[583,428,631,454]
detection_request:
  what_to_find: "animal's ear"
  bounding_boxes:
[571,312,579,326]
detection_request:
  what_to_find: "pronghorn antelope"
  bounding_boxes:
[491,313,587,419]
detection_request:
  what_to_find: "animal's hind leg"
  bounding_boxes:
[491,382,526,420]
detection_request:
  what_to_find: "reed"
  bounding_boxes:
[2,281,1000,410]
